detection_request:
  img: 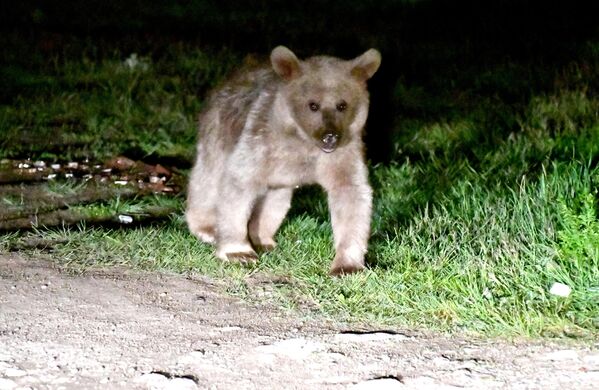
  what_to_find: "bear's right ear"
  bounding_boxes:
[271,46,301,81]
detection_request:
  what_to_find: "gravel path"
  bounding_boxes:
[1,253,598,389]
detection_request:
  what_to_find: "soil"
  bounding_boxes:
[1,252,598,389]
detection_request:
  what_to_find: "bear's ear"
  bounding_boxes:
[271,46,302,81]
[350,49,381,82]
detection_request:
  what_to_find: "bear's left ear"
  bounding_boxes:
[350,49,381,82]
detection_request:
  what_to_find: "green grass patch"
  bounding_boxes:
[2,39,599,338]
[1,46,238,161]
[6,160,598,337]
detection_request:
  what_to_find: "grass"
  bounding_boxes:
[1,45,239,162]
[1,35,599,337]
[7,160,597,336]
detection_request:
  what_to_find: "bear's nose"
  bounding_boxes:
[321,133,339,153]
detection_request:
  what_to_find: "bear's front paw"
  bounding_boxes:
[217,243,258,264]
[329,257,365,276]
[193,226,216,244]
[250,237,277,253]
[224,251,259,264]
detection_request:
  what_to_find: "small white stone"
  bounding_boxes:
[482,287,492,299]
[118,215,133,224]
[51,163,61,170]
[549,282,571,297]
[123,53,150,71]
[33,161,46,168]
[67,162,79,169]
[114,180,128,185]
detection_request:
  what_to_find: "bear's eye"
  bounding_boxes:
[308,101,320,112]
[336,101,347,112]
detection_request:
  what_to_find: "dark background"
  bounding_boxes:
[2,0,598,163]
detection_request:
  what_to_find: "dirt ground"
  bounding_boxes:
[1,253,598,389]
